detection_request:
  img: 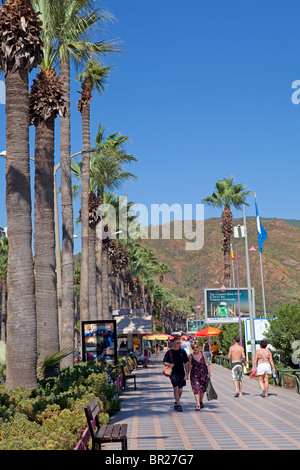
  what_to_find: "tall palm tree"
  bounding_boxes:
[0,234,8,342]
[48,0,118,367]
[91,125,138,318]
[77,59,111,323]
[202,177,251,282]
[29,25,66,374]
[0,0,43,389]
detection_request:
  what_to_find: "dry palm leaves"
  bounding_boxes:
[0,0,43,74]
[29,68,66,125]
[77,77,93,113]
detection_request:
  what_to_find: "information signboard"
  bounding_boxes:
[81,320,117,364]
[204,288,255,324]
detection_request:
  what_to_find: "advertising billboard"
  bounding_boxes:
[204,288,255,324]
[244,318,275,342]
[186,320,204,334]
[82,320,117,364]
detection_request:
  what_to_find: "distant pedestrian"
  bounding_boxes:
[212,342,219,356]
[163,336,189,412]
[228,336,246,397]
[156,343,159,356]
[252,340,275,397]
[203,339,211,363]
[188,341,210,410]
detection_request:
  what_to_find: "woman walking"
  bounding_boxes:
[252,340,275,397]
[203,339,211,363]
[189,342,210,410]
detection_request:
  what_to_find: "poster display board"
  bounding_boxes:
[82,320,117,364]
[204,288,255,324]
[244,318,275,342]
[187,320,204,334]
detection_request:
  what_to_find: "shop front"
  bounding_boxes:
[115,314,153,356]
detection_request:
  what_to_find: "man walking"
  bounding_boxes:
[228,336,246,397]
[163,336,189,411]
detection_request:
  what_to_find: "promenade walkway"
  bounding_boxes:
[106,351,300,451]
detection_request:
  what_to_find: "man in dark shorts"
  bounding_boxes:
[163,336,189,411]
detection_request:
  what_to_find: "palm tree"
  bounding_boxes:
[77,59,111,323]
[29,10,66,373]
[47,0,118,367]
[0,234,8,342]
[0,0,43,389]
[202,177,251,282]
[91,125,138,318]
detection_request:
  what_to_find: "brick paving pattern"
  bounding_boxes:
[105,351,300,450]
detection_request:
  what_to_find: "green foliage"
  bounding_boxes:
[264,300,300,367]
[219,323,245,355]
[0,361,122,450]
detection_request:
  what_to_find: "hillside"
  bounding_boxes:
[140,218,300,315]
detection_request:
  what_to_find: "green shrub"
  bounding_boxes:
[0,361,122,450]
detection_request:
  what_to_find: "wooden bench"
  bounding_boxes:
[84,398,128,450]
[121,360,137,390]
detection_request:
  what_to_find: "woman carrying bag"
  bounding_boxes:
[188,341,210,410]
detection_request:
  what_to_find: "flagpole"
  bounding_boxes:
[259,250,267,316]
[254,192,267,316]
[243,204,256,363]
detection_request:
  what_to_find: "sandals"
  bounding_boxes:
[195,406,201,411]
[174,403,183,412]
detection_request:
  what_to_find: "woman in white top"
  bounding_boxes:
[252,340,275,397]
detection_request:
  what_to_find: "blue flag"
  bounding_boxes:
[255,198,267,253]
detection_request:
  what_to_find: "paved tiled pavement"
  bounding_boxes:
[106,351,300,451]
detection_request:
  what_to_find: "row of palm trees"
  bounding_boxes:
[0,0,191,390]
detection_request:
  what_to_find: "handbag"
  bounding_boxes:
[163,350,173,377]
[206,377,218,400]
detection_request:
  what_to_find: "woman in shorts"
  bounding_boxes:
[252,340,275,397]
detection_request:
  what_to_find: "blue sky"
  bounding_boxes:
[0,0,300,254]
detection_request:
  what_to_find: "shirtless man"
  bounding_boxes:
[228,336,246,397]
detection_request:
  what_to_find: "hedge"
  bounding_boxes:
[0,361,122,450]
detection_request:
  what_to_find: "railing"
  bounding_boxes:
[274,369,300,394]
[214,355,300,394]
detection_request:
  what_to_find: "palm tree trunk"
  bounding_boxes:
[222,204,233,283]
[79,87,91,323]
[59,58,75,368]
[5,68,37,389]
[96,190,104,319]
[34,118,60,372]
[88,223,97,318]
[1,276,7,342]
[102,242,110,319]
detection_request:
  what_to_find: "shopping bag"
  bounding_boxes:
[206,378,218,400]
[163,350,173,377]
[163,365,172,377]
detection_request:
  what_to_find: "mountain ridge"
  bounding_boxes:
[140,217,300,315]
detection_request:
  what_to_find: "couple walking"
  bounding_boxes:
[228,336,276,397]
[163,336,210,411]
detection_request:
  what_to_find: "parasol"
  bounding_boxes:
[193,326,221,337]
[142,330,171,340]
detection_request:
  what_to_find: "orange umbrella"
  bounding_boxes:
[193,326,221,337]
